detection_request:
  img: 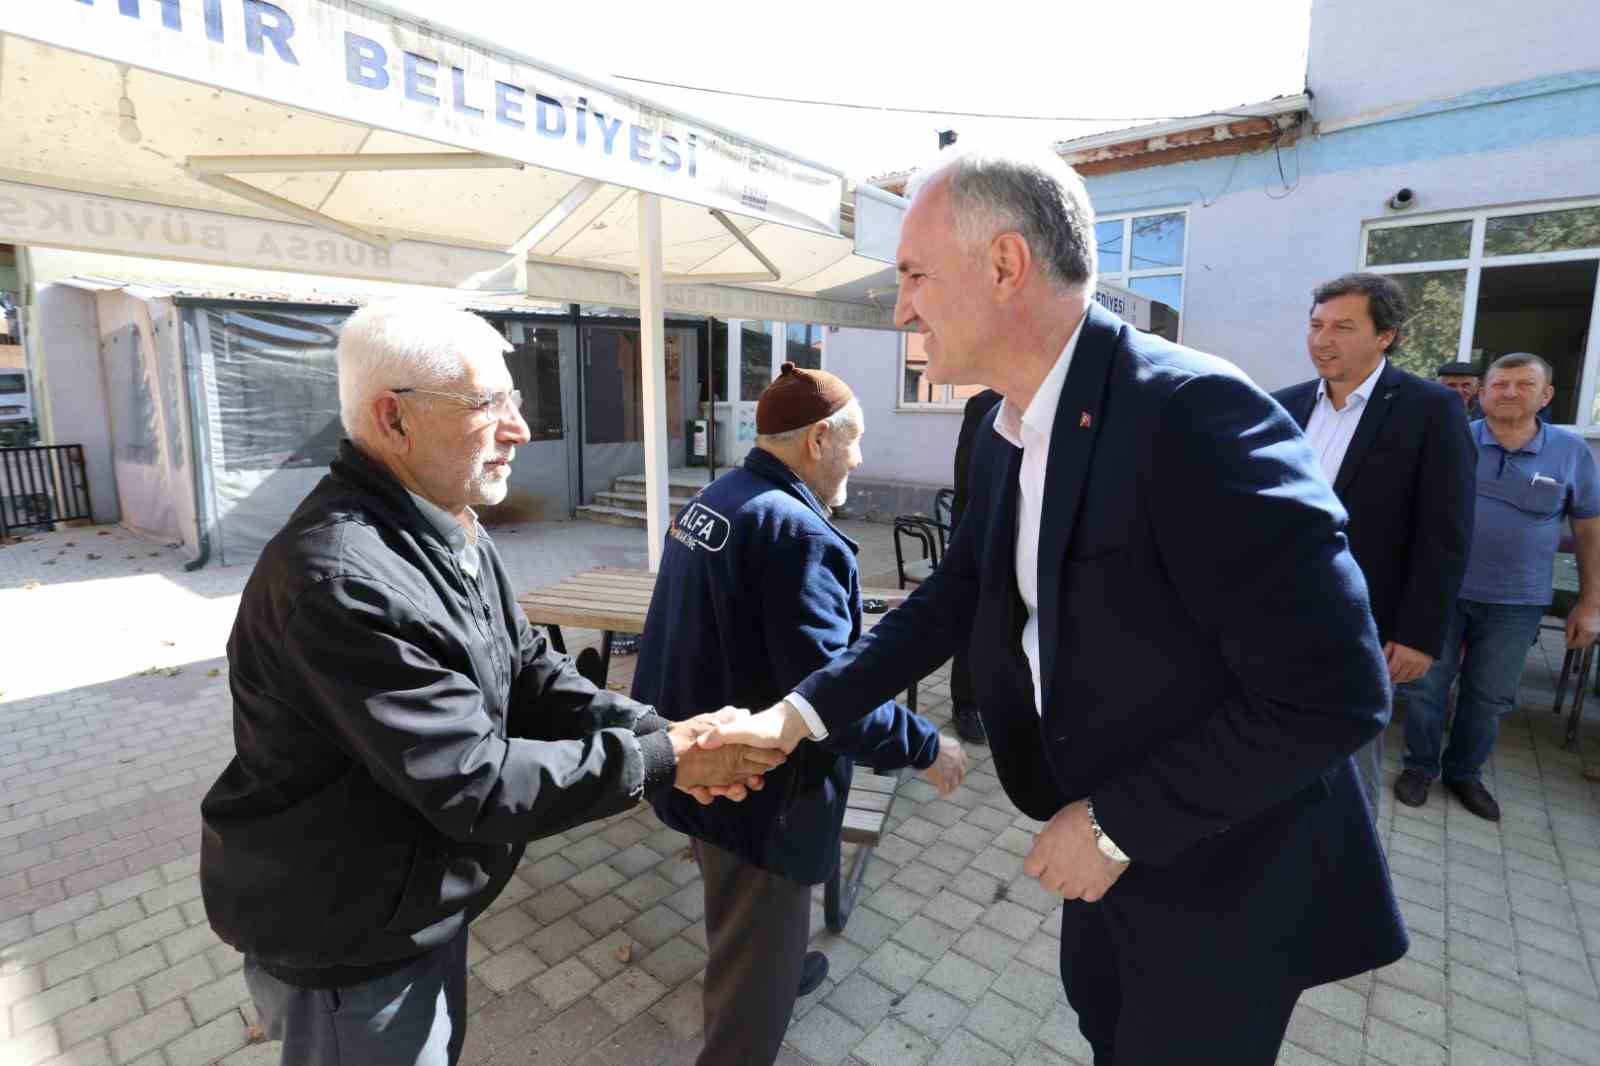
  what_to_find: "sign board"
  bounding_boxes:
[3,0,844,235]
[0,179,517,288]
[1093,280,1154,330]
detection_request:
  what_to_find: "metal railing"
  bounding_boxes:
[0,444,91,539]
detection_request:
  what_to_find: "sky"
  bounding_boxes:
[384,0,1315,178]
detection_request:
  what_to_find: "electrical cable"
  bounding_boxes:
[610,73,1274,124]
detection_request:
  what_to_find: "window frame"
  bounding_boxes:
[1360,196,1600,429]
[1097,206,1190,339]
[727,318,828,405]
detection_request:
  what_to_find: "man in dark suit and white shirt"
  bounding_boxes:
[703,147,1407,1064]
[1272,273,1477,817]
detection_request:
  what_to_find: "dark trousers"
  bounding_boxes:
[694,839,812,1066]
[1057,899,1300,1066]
[243,927,468,1066]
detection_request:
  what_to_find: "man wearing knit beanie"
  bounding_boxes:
[631,362,966,1065]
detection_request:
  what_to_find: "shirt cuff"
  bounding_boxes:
[784,692,828,741]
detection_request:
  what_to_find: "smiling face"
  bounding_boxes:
[892,178,998,388]
[1307,292,1395,390]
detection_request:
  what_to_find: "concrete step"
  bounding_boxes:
[574,504,648,529]
[612,473,708,500]
[591,490,693,512]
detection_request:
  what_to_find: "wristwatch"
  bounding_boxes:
[1086,799,1130,864]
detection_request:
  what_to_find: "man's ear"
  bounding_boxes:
[370,394,410,453]
[807,421,829,459]
[1377,328,1398,354]
[991,232,1033,302]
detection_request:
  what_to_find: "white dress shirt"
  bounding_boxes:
[991,320,1086,716]
[788,322,1085,738]
[1303,359,1386,485]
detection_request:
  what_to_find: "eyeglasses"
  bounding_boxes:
[392,387,524,417]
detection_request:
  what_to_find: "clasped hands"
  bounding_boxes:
[686,700,969,801]
[695,702,1123,900]
[669,707,788,805]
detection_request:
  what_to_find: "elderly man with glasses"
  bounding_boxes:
[200,302,784,1066]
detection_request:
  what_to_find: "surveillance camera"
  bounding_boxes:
[1388,188,1416,211]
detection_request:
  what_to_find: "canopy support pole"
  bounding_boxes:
[638,193,671,572]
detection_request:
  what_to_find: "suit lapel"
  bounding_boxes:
[1292,383,1318,430]
[1036,304,1120,712]
[1332,362,1404,496]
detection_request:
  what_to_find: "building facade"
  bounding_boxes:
[831,0,1600,514]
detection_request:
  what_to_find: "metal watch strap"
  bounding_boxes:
[1086,799,1130,864]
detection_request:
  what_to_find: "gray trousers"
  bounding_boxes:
[243,928,468,1066]
[694,838,812,1066]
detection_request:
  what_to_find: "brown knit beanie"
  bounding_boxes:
[756,363,854,434]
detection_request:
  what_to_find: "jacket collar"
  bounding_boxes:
[330,439,460,556]
[742,447,860,554]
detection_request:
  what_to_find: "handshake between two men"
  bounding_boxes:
[672,703,968,805]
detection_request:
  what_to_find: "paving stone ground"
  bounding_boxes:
[2,520,1599,1065]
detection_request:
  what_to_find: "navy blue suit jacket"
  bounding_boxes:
[632,448,938,885]
[795,304,1408,988]
[1273,363,1476,659]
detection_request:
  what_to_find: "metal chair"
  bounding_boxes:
[893,515,945,589]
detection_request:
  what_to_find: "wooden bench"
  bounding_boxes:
[519,567,919,929]
[827,766,905,932]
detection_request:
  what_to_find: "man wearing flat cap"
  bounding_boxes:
[1437,361,1484,419]
[631,363,965,1065]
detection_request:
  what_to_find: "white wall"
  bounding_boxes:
[26,279,119,524]
[1075,42,1600,388]
[825,326,963,487]
[1307,0,1597,127]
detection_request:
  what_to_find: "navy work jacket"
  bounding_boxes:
[632,448,938,884]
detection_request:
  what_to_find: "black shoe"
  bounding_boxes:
[1445,778,1501,822]
[798,951,829,997]
[954,707,988,746]
[1393,768,1432,808]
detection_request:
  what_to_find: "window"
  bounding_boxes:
[1362,199,1600,425]
[725,319,827,405]
[198,306,346,472]
[1098,210,1187,301]
[497,321,564,442]
[784,322,824,370]
[0,372,24,395]
[899,332,991,407]
[739,320,774,401]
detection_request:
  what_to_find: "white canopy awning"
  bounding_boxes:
[1,0,907,564]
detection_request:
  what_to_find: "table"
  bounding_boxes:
[517,567,915,703]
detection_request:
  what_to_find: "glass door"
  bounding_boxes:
[580,326,686,503]
[491,320,575,521]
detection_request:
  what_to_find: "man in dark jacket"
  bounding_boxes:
[200,302,781,1066]
[1273,273,1476,817]
[706,149,1405,1065]
[631,364,965,1066]
[948,388,1003,744]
